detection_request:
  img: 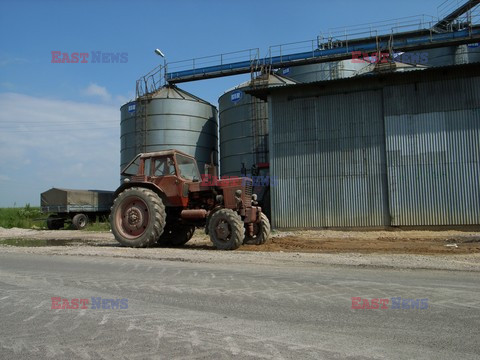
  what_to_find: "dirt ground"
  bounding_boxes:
[0,227,479,255]
[251,230,480,254]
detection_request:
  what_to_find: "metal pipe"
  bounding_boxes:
[181,209,207,220]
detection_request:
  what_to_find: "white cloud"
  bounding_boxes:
[82,83,112,102]
[0,92,121,206]
[115,94,129,104]
[0,82,15,90]
[0,56,29,67]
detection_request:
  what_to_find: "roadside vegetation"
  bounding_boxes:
[83,220,111,231]
[0,205,110,231]
[0,205,43,229]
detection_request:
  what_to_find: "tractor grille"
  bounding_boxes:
[244,179,253,204]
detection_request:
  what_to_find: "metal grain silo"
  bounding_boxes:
[219,74,295,177]
[423,46,456,67]
[402,45,480,68]
[120,86,218,175]
[278,60,368,83]
[120,100,142,172]
[466,43,480,63]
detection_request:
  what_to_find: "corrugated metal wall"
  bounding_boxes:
[270,90,390,228]
[384,77,480,225]
[269,74,480,228]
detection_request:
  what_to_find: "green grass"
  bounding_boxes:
[0,205,44,229]
[0,205,111,231]
[84,220,111,232]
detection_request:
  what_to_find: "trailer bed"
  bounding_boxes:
[41,188,114,214]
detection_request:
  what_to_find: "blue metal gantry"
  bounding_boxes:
[136,0,480,93]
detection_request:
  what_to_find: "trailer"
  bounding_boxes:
[41,188,114,230]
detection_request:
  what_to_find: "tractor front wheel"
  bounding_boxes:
[110,187,166,248]
[208,209,245,250]
[244,212,271,245]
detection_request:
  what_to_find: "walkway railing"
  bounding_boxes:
[165,48,260,83]
[135,2,480,92]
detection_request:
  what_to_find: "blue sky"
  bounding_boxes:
[0,0,444,207]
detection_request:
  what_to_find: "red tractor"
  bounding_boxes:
[110,150,270,250]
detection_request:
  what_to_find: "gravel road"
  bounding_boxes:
[1,252,479,359]
[0,227,479,272]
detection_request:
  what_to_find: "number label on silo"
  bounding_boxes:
[128,103,136,113]
[231,90,243,103]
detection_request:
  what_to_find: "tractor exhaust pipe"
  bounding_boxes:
[181,209,207,220]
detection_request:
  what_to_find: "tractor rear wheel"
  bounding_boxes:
[110,187,166,248]
[72,213,89,230]
[208,209,245,250]
[158,225,195,247]
[244,212,271,245]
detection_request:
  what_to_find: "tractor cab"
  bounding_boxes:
[122,150,200,181]
[120,150,201,207]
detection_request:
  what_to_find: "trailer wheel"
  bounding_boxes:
[110,187,166,248]
[208,209,245,250]
[158,225,195,247]
[72,213,89,230]
[47,215,64,230]
[244,213,271,245]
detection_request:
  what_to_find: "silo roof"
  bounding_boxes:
[150,85,214,105]
[247,62,480,100]
[223,73,297,93]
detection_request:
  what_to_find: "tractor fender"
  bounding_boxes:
[114,182,170,207]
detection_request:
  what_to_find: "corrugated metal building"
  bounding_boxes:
[250,63,480,228]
